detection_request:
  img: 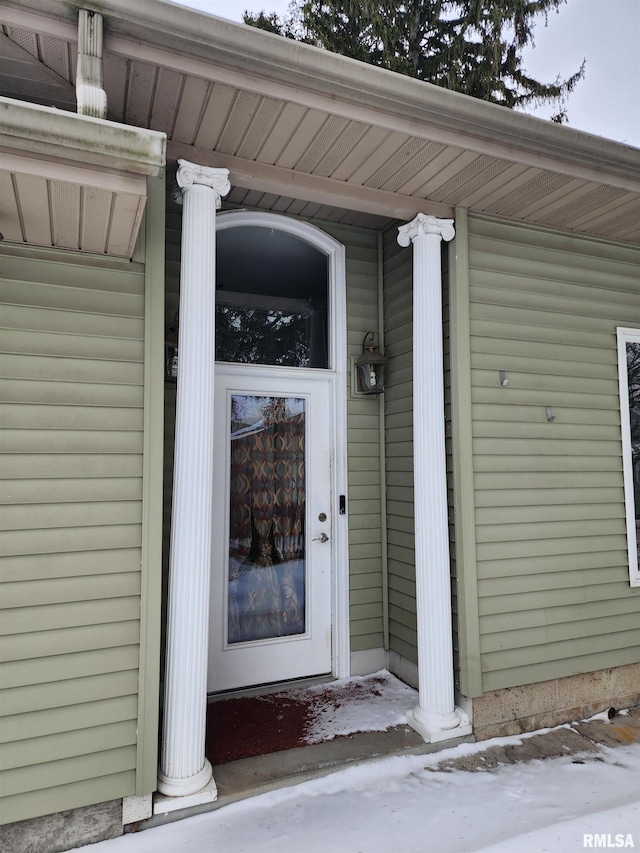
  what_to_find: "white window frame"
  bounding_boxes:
[617,327,640,587]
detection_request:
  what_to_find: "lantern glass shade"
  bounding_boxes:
[355,340,389,394]
[165,312,179,382]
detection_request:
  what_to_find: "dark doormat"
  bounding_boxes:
[206,670,417,766]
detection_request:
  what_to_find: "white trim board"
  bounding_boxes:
[617,327,640,587]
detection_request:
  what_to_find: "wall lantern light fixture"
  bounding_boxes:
[354,332,389,395]
[165,312,179,382]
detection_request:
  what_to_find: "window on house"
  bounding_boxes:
[215,226,328,368]
[617,327,640,586]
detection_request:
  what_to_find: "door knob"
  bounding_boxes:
[312,532,329,543]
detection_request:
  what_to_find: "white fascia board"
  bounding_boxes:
[1,151,147,195]
[0,97,166,177]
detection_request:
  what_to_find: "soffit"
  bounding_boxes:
[1,150,147,258]
[0,97,165,258]
[2,2,639,244]
[0,29,76,110]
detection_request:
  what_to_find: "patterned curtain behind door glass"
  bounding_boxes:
[228,396,305,643]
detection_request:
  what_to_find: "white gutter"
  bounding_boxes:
[76,8,107,118]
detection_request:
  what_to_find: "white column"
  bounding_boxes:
[397,213,472,743]
[157,160,230,801]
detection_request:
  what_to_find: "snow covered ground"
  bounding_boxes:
[81,734,639,853]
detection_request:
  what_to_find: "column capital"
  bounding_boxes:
[397,213,455,248]
[176,159,230,208]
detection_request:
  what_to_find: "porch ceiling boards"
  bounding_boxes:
[0,147,148,258]
[2,0,639,243]
[0,94,165,258]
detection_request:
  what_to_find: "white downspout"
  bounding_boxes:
[76,9,107,119]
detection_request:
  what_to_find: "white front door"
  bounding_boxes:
[208,365,334,692]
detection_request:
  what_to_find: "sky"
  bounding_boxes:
[170,0,640,148]
[70,672,639,853]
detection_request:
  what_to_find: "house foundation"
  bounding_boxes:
[471,662,640,740]
[0,800,122,853]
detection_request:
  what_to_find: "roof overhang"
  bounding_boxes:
[2,0,639,241]
[0,97,166,257]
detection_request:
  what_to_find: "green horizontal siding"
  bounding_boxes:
[2,721,138,773]
[448,209,482,696]
[0,245,147,824]
[382,227,416,664]
[2,660,140,706]
[324,220,384,653]
[2,752,136,804]
[0,772,135,830]
[442,245,462,685]
[466,213,640,691]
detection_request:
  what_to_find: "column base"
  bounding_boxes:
[407,705,472,744]
[156,758,216,808]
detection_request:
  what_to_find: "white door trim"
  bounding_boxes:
[210,365,334,691]
[216,210,350,680]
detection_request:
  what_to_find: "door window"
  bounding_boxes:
[227,394,307,643]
